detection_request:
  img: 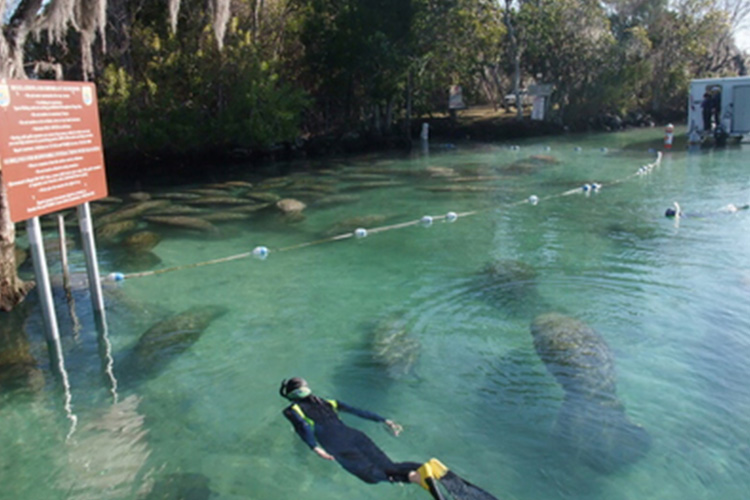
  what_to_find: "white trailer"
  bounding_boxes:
[687,76,750,142]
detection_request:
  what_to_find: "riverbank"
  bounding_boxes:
[103,104,667,192]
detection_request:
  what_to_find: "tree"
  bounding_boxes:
[0,0,233,311]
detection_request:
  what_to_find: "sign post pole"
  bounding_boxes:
[77,201,106,324]
[26,216,62,345]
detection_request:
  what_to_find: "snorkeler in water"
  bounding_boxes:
[665,201,749,218]
[279,377,499,500]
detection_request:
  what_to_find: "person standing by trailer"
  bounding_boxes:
[701,92,713,132]
[711,87,722,129]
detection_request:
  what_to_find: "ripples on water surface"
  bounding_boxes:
[2,128,750,500]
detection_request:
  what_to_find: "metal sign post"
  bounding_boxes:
[26,216,62,344]
[77,202,106,324]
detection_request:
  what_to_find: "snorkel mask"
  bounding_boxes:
[280,377,312,400]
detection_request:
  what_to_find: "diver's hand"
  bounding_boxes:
[385,419,402,436]
[313,446,335,460]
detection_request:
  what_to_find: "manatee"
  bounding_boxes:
[342,180,404,191]
[369,313,420,379]
[501,155,559,175]
[122,231,162,253]
[477,259,545,317]
[129,191,152,202]
[228,203,273,214]
[245,191,282,203]
[419,185,497,193]
[96,220,139,244]
[95,200,171,227]
[184,196,249,206]
[143,215,219,233]
[200,211,251,222]
[530,312,650,472]
[119,305,228,380]
[312,194,361,207]
[425,166,457,177]
[114,251,162,272]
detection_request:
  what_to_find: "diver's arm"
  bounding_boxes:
[283,407,326,454]
[335,401,402,435]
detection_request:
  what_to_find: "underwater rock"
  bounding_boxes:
[139,472,213,500]
[122,231,162,253]
[529,312,650,473]
[370,314,420,379]
[120,305,228,380]
[276,198,306,214]
[143,216,219,233]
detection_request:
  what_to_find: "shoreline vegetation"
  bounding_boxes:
[104,105,661,191]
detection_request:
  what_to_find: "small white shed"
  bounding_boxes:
[688,76,750,139]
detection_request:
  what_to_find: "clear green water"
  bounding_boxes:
[3,127,750,500]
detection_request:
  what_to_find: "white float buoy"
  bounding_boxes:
[354,228,368,238]
[252,246,269,259]
[105,272,124,282]
[529,195,539,205]
[445,211,458,223]
[420,215,434,227]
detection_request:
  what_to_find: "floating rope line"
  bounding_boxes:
[106,150,663,283]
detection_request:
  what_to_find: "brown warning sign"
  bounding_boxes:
[0,79,108,223]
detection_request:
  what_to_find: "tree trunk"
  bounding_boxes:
[0,174,34,312]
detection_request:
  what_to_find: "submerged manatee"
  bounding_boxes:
[369,313,420,379]
[530,312,650,472]
[120,305,228,380]
[477,259,546,318]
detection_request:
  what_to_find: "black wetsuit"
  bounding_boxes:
[282,395,420,484]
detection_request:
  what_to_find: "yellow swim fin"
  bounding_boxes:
[416,458,450,491]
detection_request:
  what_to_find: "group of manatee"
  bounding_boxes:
[3,152,652,497]
[367,257,651,474]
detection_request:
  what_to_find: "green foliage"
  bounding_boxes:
[24,0,750,155]
[98,1,308,157]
